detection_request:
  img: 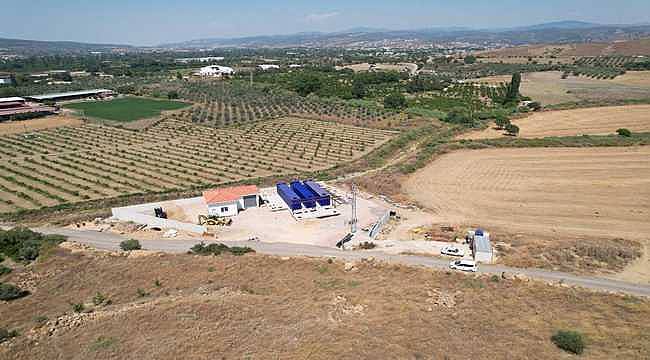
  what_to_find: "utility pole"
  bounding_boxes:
[350,183,358,234]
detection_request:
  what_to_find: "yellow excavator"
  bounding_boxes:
[198,215,232,226]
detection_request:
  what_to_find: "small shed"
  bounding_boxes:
[203,185,259,217]
[472,229,493,263]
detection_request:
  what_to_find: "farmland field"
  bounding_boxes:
[64,97,190,122]
[459,104,650,139]
[403,147,650,259]
[471,71,650,105]
[0,117,395,214]
[0,115,83,135]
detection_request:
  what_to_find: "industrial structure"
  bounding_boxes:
[258,64,280,71]
[203,185,259,217]
[276,180,338,219]
[469,229,493,263]
[26,89,114,103]
[0,72,15,86]
[0,97,56,121]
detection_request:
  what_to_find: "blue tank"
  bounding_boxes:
[304,180,331,206]
[277,182,302,210]
[290,181,317,208]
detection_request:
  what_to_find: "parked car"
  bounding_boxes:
[441,245,465,257]
[449,259,478,272]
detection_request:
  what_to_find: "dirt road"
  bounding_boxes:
[36,227,650,297]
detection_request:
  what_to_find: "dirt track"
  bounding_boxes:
[459,104,650,139]
[403,147,650,242]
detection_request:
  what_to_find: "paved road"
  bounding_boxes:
[38,227,650,297]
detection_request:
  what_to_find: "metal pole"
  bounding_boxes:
[351,183,357,234]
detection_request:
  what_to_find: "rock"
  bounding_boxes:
[344,262,356,272]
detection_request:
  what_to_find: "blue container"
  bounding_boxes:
[290,181,317,208]
[277,182,302,210]
[304,180,331,206]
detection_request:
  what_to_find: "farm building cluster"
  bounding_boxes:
[0,89,114,122]
[110,180,494,263]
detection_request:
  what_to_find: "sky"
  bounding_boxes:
[1,0,650,45]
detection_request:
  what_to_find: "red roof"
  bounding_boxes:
[203,185,258,204]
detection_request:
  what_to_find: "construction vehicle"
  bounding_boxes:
[154,207,167,219]
[198,215,232,226]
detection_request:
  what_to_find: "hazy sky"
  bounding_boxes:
[1,0,649,45]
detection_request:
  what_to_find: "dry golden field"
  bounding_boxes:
[459,104,650,139]
[471,71,650,105]
[403,147,650,241]
[0,115,83,136]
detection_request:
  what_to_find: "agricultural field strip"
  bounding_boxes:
[0,118,394,213]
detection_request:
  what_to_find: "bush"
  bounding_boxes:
[358,242,377,250]
[0,265,11,276]
[71,303,85,313]
[189,242,255,256]
[119,239,142,251]
[551,330,585,355]
[0,328,19,344]
[0,283,29,301]
[617,128,632,137]
[506,123,520,136]
[0,227,66,263]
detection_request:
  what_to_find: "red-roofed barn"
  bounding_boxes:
[203,185,259,217]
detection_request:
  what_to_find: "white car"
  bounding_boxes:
[441,245,465,257]
[449,259,478,272]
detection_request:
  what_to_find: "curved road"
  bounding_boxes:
[38,227,650,298]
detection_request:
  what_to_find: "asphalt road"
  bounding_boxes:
[37,227,650,298]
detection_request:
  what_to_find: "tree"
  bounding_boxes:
[176,72,183,80]
[291,73,322,97]
[383,92,407,110]
[505,123,520,136]
[351,80,366,99]
[463,55,477,65]
[504,72,521,104]
[617,128,632,137]
[167,90,179,99]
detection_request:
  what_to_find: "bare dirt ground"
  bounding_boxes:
[0,115,83,135]
[2,247,650,359]
[472,71,650,105]
[402,147,650,275]
[458,104,650,140]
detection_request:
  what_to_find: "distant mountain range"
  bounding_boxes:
[0,38,132,56]
[3,21,650,55]
[159,21,650,49]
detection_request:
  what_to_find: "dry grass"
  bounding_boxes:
[1,248,650,359]
[479,39,650,58]
[0,115,83,135]
[471,71,650,105]
[459,104,650,139]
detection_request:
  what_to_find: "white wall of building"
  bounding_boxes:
[207,201,239,217]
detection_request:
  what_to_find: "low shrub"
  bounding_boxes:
[0,283,29,301]
[617,128,632,137]
[0,265,11,276]
[0,328,19,344]
[551,330,585,355]
[119,239,142,251]
[71,303,85,313]
[189,242,255,256]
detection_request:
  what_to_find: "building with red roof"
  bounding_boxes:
[203,185,259,217]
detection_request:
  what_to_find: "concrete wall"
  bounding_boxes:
[111,197,206,234]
